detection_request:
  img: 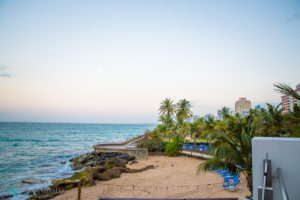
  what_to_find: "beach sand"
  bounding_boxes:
[53,155,251,200]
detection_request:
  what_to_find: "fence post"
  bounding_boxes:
[77,181,81,200]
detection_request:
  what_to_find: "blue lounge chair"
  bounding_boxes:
[222,172,235,177]
[215,167,227,173]
[219,170,230,175]
[209,167,219,171]
[224,173,240,182]
[222,179,240,192]
[224,175,239,184]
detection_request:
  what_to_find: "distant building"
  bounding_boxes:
[282,84,300,114]
[235,98,251,116]
[255,105,261,111]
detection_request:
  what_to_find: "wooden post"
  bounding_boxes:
[78,181,81,200]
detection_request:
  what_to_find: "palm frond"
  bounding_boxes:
[274,83,300,101]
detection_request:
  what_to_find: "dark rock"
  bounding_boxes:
[128,156,135,161]
[22,178,45,184]
[97,168,121,180]
[51,166,104,190]
[70,164,84,170]
[69,152,133,170]
[129,160,138,165]
[27,192,60,200]
[60,161,66,164]
[126,165,155,173]
[118,153,130,160]
[78,156,89,164]
[104,157,126,170]
[0,194,13,199]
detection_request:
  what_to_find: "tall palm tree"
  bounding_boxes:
[189,118,205,145]
[202,115,217,142]
[283,104,300,137]
[274,83,300,101]
[217,106,231,120]
[197,115,256,194]
[257,103,286,136]
[159,98,176,126]
[176,99,193,125]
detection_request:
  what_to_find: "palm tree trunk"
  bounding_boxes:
[245,170,253,195]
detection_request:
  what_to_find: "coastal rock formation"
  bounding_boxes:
[70,152,134,170]
[97,167,122,180]
[27,152,139,200]
[104,157,126,171]
[51,155,132,190]
[27,192,60,200]
[22,178,45,184]
[51,166,105,190]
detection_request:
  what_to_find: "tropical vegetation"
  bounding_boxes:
[138,83,300,194]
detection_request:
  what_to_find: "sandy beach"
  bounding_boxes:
[53,155,251,200]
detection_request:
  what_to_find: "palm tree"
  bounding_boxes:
[202,115,217,142]
[197,114,256,194]
[274,83,300,101]
[159,98,176,126]
[217,107,231,120]
[176,99,193,125]
[257,103,287,136]
[175,99,193,139]
[283,104,300,137]
[189,118,206,145]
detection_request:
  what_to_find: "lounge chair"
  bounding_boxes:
[209,167,219,171]
[215,167,227,173]
[224,173,240,182]
[222,179,240,192]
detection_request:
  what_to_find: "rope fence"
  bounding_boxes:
[100,178,246,194]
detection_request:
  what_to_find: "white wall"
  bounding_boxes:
[252,137,300,200]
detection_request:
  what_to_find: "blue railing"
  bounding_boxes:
[180,143,213,153]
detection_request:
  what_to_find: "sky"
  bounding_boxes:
[0,0,299,123]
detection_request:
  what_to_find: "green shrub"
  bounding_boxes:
[165,142,180,156]
[138,138,166,152]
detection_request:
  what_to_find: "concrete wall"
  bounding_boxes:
[94,145,148,160]
[252,137,300,200]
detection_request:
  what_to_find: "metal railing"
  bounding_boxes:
[258,154,290,200]
[277,168,289,200]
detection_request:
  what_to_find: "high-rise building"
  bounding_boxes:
[282,84,300,114]
[235,98,251,116]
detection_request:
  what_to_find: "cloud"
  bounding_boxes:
[285,13,300,23]
[0,65,12,78]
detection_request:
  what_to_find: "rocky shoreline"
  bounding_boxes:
[22,151,140,200]
[0,134,149,200]
[24,134,150,200]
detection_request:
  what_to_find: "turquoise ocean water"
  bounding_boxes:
[0,122,156,199]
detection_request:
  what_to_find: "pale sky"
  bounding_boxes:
[0,0,299,123]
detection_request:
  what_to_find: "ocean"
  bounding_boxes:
[0,122,156,199]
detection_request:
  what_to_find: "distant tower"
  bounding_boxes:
[282,84,300,114]
[235,98,251,116]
